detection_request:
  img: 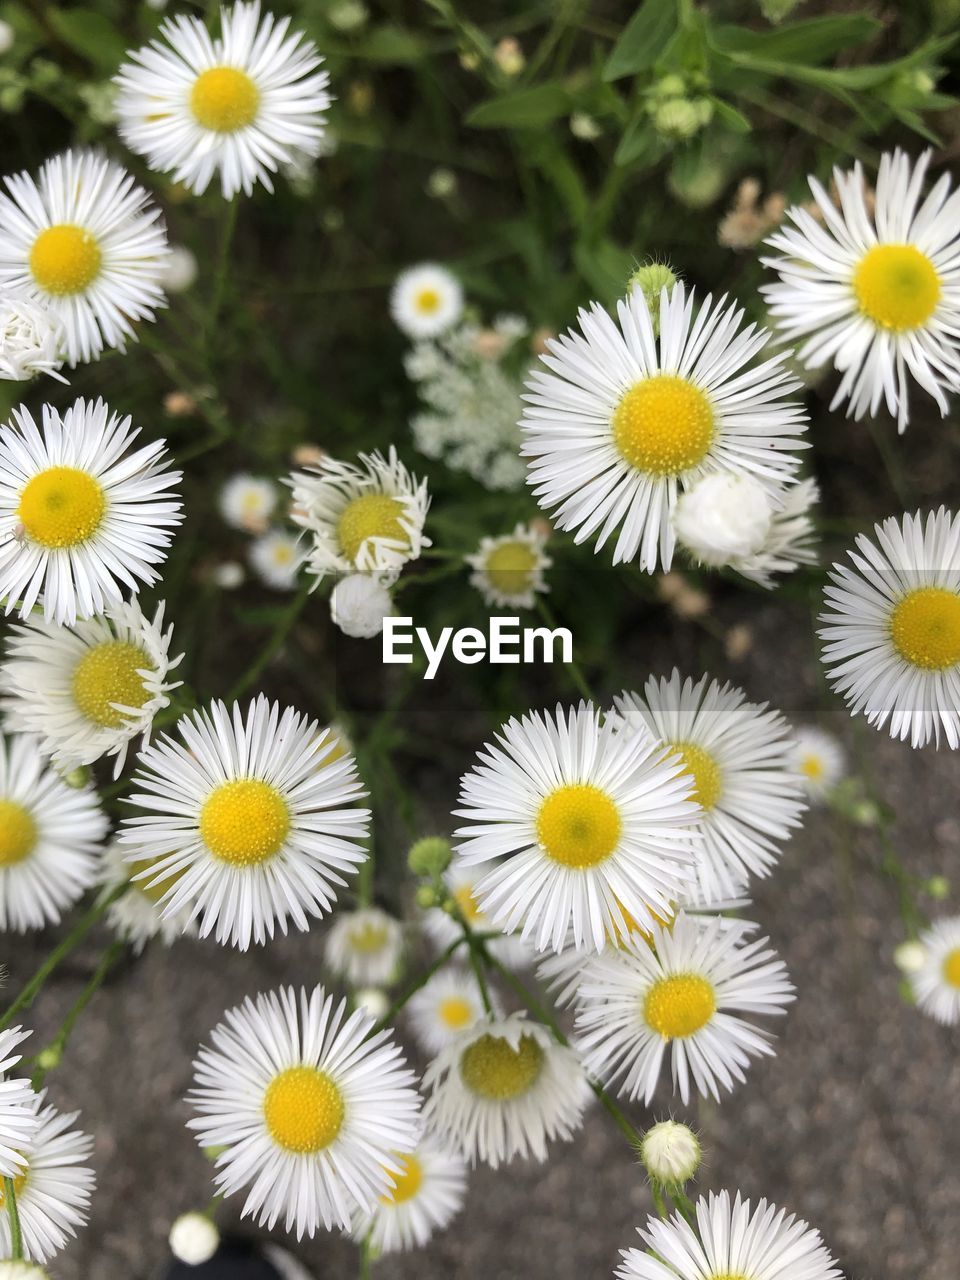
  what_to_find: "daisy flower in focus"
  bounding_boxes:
[0,1096,95,1264]
[119,696,370,950]
[0,599,182,778]
[820,507,960,748]
[219,474,277,532]
[407,968,496,1054]
[422,1012,590,1168]
[762,149,960,433]
[575,914,793,1105]
[391,264,463,339]
[617,1189,843,1280]
[521,283,807,572]
[788,726,846,802]
[114,1,332,199]
[0,732,107,932]
[0,150,168,366]
[612,672,806,901]
[466,522,551,610]
[0,398,183,625]
[323,906,403,987]
[0,295,65,384]
[423,857,532,969]
[187,985,420,1238]
[908,916,960,1024]
[248,528,302,590]
[0,1027,40,1178]
[349,1135,467,1254]
[98,841,197,953]
[288,447,430,584]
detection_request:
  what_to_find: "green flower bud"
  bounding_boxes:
[408,836,452,878]
[415,884,439,910]
[926,874,950,901]
[627,261,679,333]
[650,74,687,101]
[61,765,91,790]
[426,167,457,199]
[850,799,880,827]
[35,1046,61,1071]
[652,98,704,141]
[329,0,369,32]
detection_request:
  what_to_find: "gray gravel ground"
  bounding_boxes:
[9,598,959,1280]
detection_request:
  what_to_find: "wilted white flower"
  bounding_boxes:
[249,529,302,591]
[330,574,393,638]
[0,295,65,383]
[673,472,774,567]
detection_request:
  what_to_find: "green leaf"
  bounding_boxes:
[466,83,571,129]
[603,0,678,82]
[47,7,127,71]
[573,238,634,301]
[711,15,882,65]
[353,24,425,65]
[527,136,588,223]
[709,97,751,133]
[614,115,661,167]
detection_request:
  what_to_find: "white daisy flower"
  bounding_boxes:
[909,916,960,1024]
[329,572,393,638]
[423,858,533,969]
[788,726,846,802]
[349,1135,467,1254]
[98,840,197,953]
[289,447,430,584]
[0,295,65,384]
[0,150,168,366]
[0,732,107,932]
[390,264,463,339]
[612,672,806,901]
[455,701,701,953]
[114,1,332,199]
[219,474,277,532]
[0,1027,40,1179]
[406,967,499,1054]
[819,507,960,749]
[0,598,183,778]
[731,475,820,589]
[575,914,794,1105]
[119,697,370,950]
[0,1096,94,1264]
[248,528,302,590]
[762,148,960,433]
[0,397,183,626]
[521,283,807,572]
[421,1012,591,1168]
[323,906,403,987]
[466,522,551,610]
[617,1189,843,1280]
[187,985,420,1238]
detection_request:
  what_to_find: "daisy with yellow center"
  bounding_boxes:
[466,522,552,609]
[423,858,532,969]
[521,282,807,572]
[390,264,463,339]
[98,841,197,953]
[407,968,500,1054]
[762,148,960,433]
[350,1135,467,1254]
[119,695,370,950]
[114,2,331,199]
[576,914,793,1105]
[248,528,302,590]
[0,599,182,779]
[908,916,960,1025]
[618,1189,843,1280]
[787,726,846,803]
[218,474,277,532]
[422,1013,590,1168]
[188,986,420,1239]
[820,507,960,749]
[613,671,807,902]
[0,398,182,626]
[0,150,168,366]
[324,906,404,987]
[288,446,430,585]
[0,732,107,933]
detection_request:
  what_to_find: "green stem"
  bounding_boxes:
[535,597,596,702]
[358,1235,372,1279]
[462,920,495,1016]
[30,941,125,1089]
[370,938,465,1033]
[3,1177,22,1258]
[651,1180,669,1219]
[207,197,239,343]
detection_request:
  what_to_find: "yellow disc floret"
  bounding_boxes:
[347,921,389,953]
[29,224,101,295]
[453,883,484,925]
[612,375,714,477]
[379,1153,423,1205]
[942,947,960,990]
[18,466,106,549]
[666,741,723,810]
[190,66,260,132]
[263,1066,344,1153]
[459,1033,544,1100]
[799,754,824,781]
[415,288,441,314]
[536,783,622,869]
[853,244,940,332]
[71,641,152,728]
[200,779,290,866]
[890,587,960,671]
[644,973,716,1040]
[0,800,37,867]
[130,852,187,906]
[337,494,408,564]
[484,540,538,596]
[439,996,474,1029]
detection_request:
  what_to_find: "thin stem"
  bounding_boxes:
[370,938,465,1033]
[228,581,312,700]
[358,1235,372,1279]
[30,941,126,1089]
[207,197,239,343]
[535,597,596,702]
[4,1177,23,1258]
[460,917,495,1016]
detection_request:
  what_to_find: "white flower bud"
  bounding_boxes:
[674,472,773,567]
[355,987,390,1019]
[894,941,927,975]
[169,1212,220,1265]
[330,574,393,639]
[0,294,65,383]
[213,561,245,589]
[640,1120,701,1185]
[163,245,198,293]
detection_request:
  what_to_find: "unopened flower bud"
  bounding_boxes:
[408,836,453,878]
[60,765,91,790]
[639,1120,701,1186]
[169,1212,220,1266]
[893,940,927,974]
[416,884,439,910]
[926,875,950,900]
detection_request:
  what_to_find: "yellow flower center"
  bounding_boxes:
[415,288,441,314]
[643,973,716,1040]
[0,800,37,867]
[666,741,722,810]
[379,1153,423,1205]
[190,66,260,132]
[438,996,474,1029]
[130,852,187,906]
[890,587,960,671]
[799,753,824,780]
[453,883,484,925]
[536,783,622,869]
[347,921,389,953]
[612,375,714,477]
[484,540,538,596]
[942,947,960,990]
[337,494,408,564]
[29,223,102,295]
[459,1033,544,1100]
[607,899,676,947]
[18,466,106,549]
[853,243,940,332]
[71,641,152,729]
[263,1066,344,1154]
[199,779,290,866]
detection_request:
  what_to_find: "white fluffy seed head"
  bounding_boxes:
[169,1212,220,1265]
[674,472,774,566]
[330,573,393,638]
[639,1119,702,1185]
